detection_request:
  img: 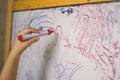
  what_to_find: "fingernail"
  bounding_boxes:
[35,37,40,41]
[37,30,40,33]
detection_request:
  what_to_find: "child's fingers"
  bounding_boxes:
[18,28,40,35]
[26,37,40,46]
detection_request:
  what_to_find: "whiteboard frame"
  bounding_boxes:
[4,0,13,62]
[13,0,112,11]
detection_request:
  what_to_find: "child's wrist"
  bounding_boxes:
[10,48,23,58]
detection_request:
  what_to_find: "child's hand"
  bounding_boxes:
[11,28,40,56]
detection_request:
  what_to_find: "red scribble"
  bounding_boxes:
[113,41,120,50]
[102,45,113,55]
[63,33,72,48]
[72,5,119,80]
[97,54,108,66]
[55,25,63,41]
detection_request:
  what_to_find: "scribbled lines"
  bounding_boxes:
[27,11,55,29]
[74,4,120,80]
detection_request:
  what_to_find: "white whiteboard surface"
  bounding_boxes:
[12,2,120,80]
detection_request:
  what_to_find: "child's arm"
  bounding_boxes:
[0,28,40,80]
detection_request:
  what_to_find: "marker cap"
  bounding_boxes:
[48,30,54,35]
[18,35,23,41]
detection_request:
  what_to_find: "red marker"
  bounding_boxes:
[18,29,54,41]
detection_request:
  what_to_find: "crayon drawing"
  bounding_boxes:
[11,2,120,80]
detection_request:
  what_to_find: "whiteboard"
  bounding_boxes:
[12,2,120,80]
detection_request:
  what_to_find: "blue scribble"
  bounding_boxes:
[68,64,84,80]
[25,69,34,80]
